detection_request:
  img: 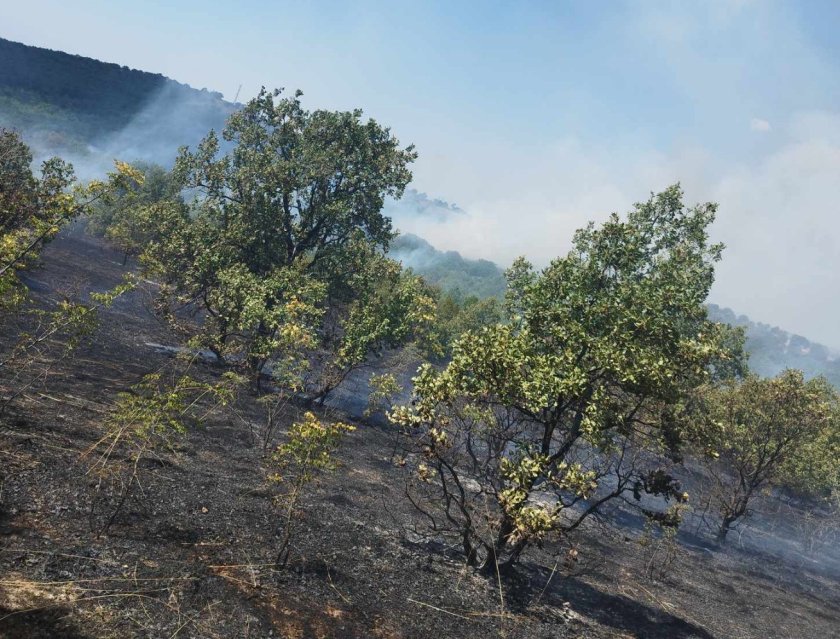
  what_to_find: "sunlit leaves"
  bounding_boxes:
[393,185,744,568]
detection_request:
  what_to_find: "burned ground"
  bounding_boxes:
[0,231,838,638]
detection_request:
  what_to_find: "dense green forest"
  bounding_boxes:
[390,233,507,300]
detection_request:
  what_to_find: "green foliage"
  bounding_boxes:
[781,418,840,500]
[0,128,140,407]
[1,127,143,315]
[86,368,244,534]
[311,240,438,399]
[392,185,742,571]
[269,412,355,567]
[171,87,415,276]
[390,233,507,299]
[1,128,76,311]
[702,370,839,541]
[1,280,134,376]
[365,373,403,418]
[140,89,426,400]
[93,370,242,463]
[87,162,183,261]
[432,291,503,357]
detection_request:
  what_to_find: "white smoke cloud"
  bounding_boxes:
[20,82,232,180]
[392,110,840,349]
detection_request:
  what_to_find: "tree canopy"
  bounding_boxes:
[392,185,745,571]
[701,370,838,541]
[141,89,426,393]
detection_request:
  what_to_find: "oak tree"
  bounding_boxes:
[392,185,743,572]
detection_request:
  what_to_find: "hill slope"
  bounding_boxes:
[390,233,507,299]
[0,37,233,171]
[1,229,837,639]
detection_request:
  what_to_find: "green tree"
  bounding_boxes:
[86,366,243,535]
[307,238,437,402]
[432,291,503,357]
[1,128,141,313]
[1,128,76,311]
[141,89,425,395]
[391,185,743,572]
[1,129,140,401]
[702,370,837,543]
[269,411,354,568]
[86,162,182,264]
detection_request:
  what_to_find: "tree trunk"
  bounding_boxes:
[716,516,735,544]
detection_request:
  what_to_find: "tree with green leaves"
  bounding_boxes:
[269,411,355,568]
[1,128,142,311]
[140,89,428,396]
[1,129,140,401]
[432,290,503,358]
[305,237,438,402]
[1,128,78,312]
[86,162,182,264]
[391,185,744,573]
[700,370,837,543]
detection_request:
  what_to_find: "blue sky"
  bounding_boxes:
[3,0,840,345]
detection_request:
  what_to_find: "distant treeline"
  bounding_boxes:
[708,304,840,386]
[390,233,507,301]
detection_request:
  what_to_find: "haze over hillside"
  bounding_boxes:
[5,3,840,350]
[2,35,838,383]
[0,37,234,175]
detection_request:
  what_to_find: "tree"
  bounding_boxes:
[85,365,243,535]
[269,412,354,568]
[86,162,182,264]
[1,128,76,312]
[142,88,420,388]
[391,185,743,573]
[702,370,837,543]
[432,291,503,358]
[1,129,140,398]
[1,128,141,313]
[305,237,438,402]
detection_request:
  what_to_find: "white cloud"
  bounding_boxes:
[750,117,772,132]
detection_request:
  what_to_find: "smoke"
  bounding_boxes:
[390,110,840,349]
[8,77,840,348]
[12,82,233,180]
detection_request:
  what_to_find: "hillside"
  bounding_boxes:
[1,229,837,639]
[0,37,233,171]
[707,304,840,386]
[1,37,839,639]
[390,233,507,300]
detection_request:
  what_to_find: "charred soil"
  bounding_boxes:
[0,232,838,638]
